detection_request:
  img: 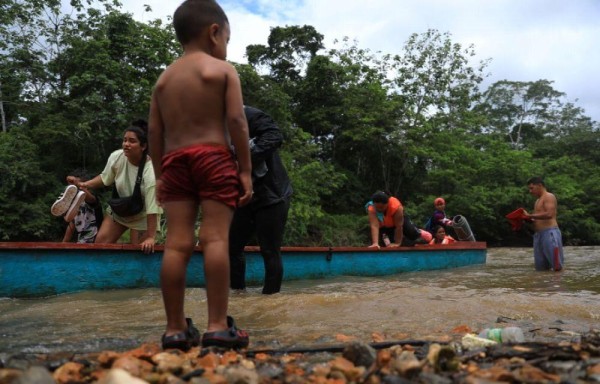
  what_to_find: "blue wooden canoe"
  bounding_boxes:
[0,242,486,298]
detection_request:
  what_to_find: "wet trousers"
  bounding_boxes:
[229,198,290,294]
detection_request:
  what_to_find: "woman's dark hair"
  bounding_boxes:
[433,225,445,234]
[371,191,389,204]
[125,119,148,153]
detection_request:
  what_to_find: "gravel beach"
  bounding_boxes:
[1,327,599,383]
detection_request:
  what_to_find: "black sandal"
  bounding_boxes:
[161,318,200,351]
[201,316,249,349]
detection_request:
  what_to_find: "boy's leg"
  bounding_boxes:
[95,216,128,243]
[199,199,234,333]
[161,200,198,336]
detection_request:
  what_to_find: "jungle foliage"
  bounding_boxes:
[1,1,598,245]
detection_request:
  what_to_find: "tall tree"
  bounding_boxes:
[246,25,324,97]
[386,29,488,199]
[478,80,571,148]
[295,39,401,203]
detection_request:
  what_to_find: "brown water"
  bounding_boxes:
[1,246,598,354]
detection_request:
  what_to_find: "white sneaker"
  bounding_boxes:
[64,191,86,222]
[51,185,78,216]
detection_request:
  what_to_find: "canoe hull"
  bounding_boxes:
[0,242,486,298]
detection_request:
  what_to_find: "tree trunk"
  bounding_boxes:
[0,82,6,133]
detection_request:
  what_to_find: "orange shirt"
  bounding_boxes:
[429,236,456,245]
[367,196,402,228]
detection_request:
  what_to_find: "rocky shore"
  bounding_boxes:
[1,327,599,384]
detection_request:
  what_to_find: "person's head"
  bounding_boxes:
[527,177,546,197]
[434,197,446,211]
[173,0,230,59]
[67,168,91,185]
[123,119,148,159]
[433,225,446,242]
[371,191,390,213]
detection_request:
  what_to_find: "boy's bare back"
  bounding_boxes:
[152,51,245,153]
[148,0,251,206]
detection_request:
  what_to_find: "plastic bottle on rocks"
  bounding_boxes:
[478,327,525,343]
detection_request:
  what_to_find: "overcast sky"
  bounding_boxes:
[119,0,599,123]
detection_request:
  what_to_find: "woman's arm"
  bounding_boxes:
[391,208,404,247]
[139,214,158,253]
[77,175,105,190]
[368,210,381,248]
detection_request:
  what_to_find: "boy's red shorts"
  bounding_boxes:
[160,143,240,209]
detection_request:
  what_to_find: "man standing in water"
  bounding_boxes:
[229,106,293,294]
[524,177,564,271]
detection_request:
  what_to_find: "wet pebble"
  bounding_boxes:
[14,366,55,384]
[342,341,376,368]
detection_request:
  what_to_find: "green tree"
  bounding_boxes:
[479,80,572,148]
[0,0,179,240]
[0,129,56,240]
[295,40,402,207]
[385,30,488,200]
[246,25,324,97]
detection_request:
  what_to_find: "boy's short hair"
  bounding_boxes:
[173,0,229,45]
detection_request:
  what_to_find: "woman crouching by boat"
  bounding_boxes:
[365,191,432,248]
[76,120,162,253]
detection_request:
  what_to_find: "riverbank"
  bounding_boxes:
[1,327,599,383]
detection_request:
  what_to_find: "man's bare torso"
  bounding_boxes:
[533,191,559,231]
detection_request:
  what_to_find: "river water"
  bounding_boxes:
[1,246,598,354]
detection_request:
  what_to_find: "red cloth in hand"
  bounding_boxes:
[505,208,531,231]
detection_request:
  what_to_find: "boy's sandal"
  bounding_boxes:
[51,185,78,217]
[161,318,200,351]
[201,316,249,349]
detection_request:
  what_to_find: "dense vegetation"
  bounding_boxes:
[1,1,598,246]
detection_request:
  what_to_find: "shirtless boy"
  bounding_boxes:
[148,0,252,350]
[524,177,564,271]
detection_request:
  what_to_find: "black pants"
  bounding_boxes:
[380,214,422,246]
[229,198,290,294]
